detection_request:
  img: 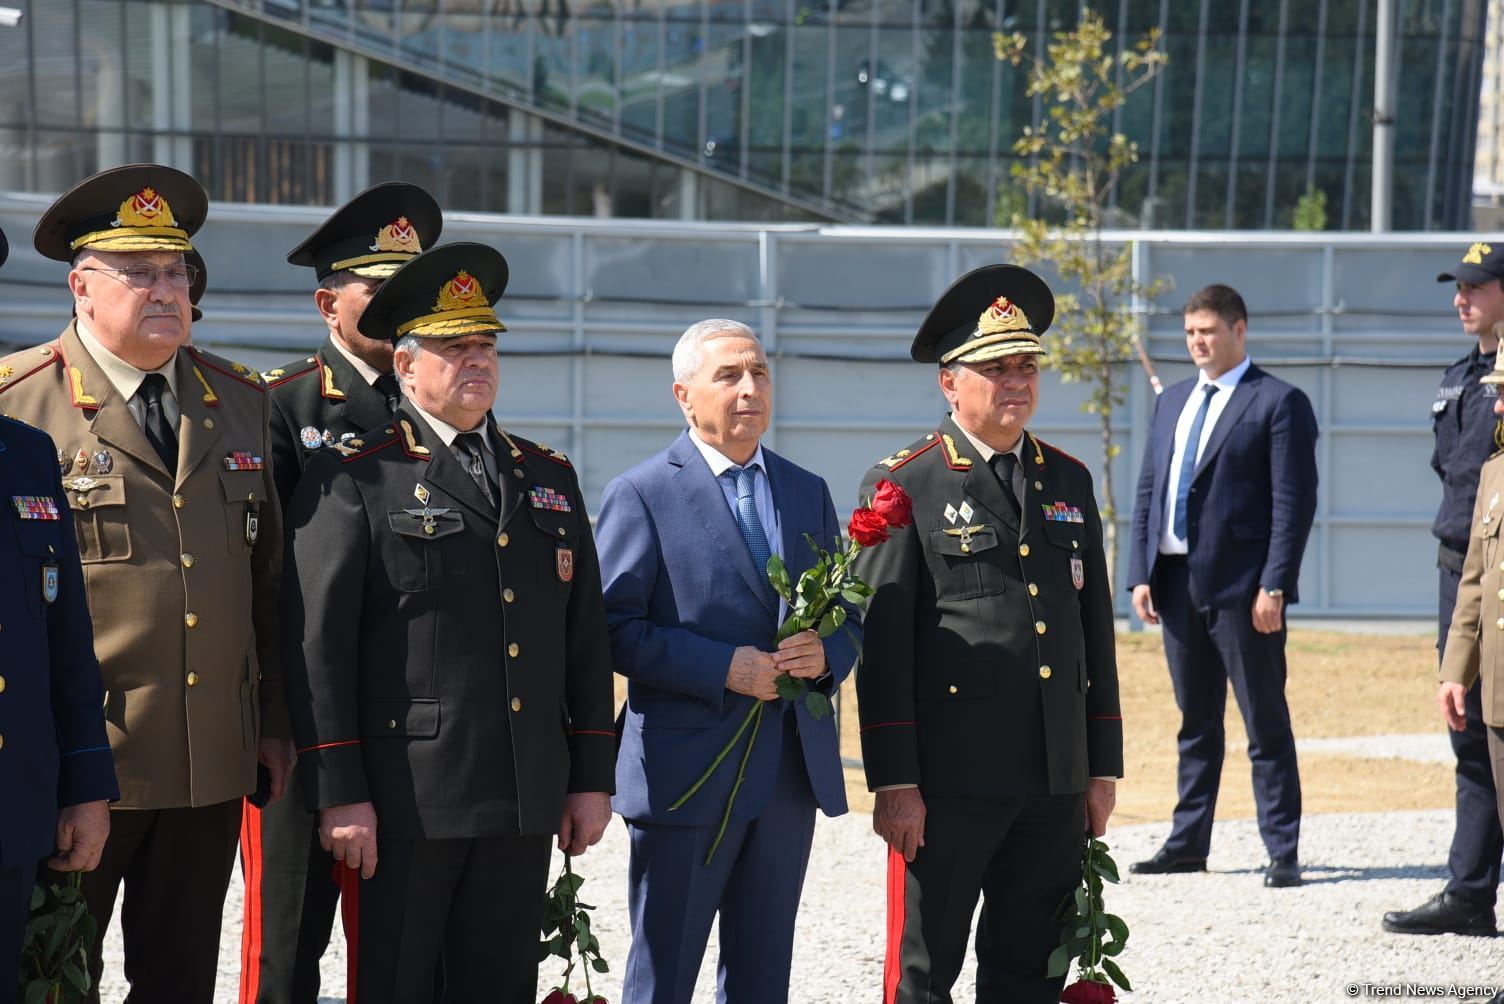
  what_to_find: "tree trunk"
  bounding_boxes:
[1098,366,1117,592]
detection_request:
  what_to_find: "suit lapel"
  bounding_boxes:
[174,352,223,489]
[491,419,528,532]
[669,432,776,615]
[944,416,1020,536]
[401,408,496,523]
[57,326,169,478]
[1193,367,1262,479]
[320,340,394,433]
[764,449,810,576]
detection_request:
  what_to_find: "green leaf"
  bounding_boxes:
[25,982,51,1004]
[1103,913,1129,943]
[775,674,805,702]
[1073,887,1089,915]
[591,956,610,974]
[29,885,44,911]
[1102,957,1131,991]
[561,873,584,895]
[1045,943,1072,978]
[804,691,832,720]
[766,554,792,600]
[817,606,846,638]
[63,961,88,992]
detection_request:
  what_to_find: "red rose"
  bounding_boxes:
[1060,978,1116,1003]
[583,998,610,1004]
[870,479,914,529]
[540,991,577,1004]
[848,507,891,547]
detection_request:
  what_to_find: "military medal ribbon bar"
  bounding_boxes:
[12,495,61,520]
[223,451,266,471]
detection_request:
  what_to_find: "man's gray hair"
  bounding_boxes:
[393,333,423,390]
[671,319,760,383]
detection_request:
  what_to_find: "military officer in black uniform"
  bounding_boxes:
[0,224,118,1004]
[280,242,617,1004]
[856,265,1123,1004]
[241,183,442,1004]
[1384,242,1504,938]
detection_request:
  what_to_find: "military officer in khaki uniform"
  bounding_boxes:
[0,164,291,1003]
[856,265,1123,1004]
[281,243,616,1004]
[241,182,442,1004]
[1441,347,1504,840]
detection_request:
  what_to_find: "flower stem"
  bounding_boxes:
[704,701,765,865]
[669,699,761,811]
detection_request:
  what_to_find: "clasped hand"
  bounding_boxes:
[726,630,826,700]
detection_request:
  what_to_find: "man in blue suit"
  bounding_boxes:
[2,219,119,1004]
[596,318,859,1004]
[1127,284,1318,888]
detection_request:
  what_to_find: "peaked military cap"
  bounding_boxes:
[1438,240,1504,285]
[187,248,207,323]
[34,164,206,262]
[287,182,442,282]
[911,264,1054,365]
[358,242,509,343]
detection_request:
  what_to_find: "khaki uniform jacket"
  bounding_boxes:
[0,323,287,809]
[1441,450,1504,728]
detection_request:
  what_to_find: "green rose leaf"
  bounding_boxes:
[775,674,805,702]
[1102,957,1132,991]
[804,691,832,719]
[1045,943,1071,978]
[766,554,792,600]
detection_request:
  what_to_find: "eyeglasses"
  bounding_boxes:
[78,264,199,290]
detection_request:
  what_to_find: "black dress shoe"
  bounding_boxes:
[1382,892,1499,937]
[1129,849,1207,874]
[1263,858,1302,888]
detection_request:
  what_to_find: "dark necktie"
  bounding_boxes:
[456,431,496,508]
[373,373,402,415]
[1173,384,1220,539]
[137,373,177,471]
[989,451,1021,520]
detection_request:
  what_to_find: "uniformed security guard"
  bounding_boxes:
[0,225,118,1004]
[281,242,616,1004]
[1384,242,1504,938]
[1439,347,1504,865]
[0,165,292,1002]
[241,182,442,1004]
[856,265,1123,1004]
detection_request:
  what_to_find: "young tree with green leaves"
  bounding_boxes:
[995,11,1167,578]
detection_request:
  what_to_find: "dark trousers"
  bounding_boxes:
[1438,564,1504,907]
[621,713,818,1004]
[354,830,551,1004]
[1489,727,1504,837]
[885,792,1083,1004]
[238,766,345,1004]
[47,800,241,1004]
[2,865,30,1004]
[1155,556,1302,863]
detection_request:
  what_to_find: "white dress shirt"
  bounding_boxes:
[954,421,1026,501]
[1158,356,1253,555]
[75,316,181,431]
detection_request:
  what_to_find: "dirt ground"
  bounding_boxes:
[832,628,1456,822]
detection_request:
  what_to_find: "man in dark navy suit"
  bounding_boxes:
[1126,284,1318,888]
[1,210,119,1004]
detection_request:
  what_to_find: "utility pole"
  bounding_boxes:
[1372,0,1396,232]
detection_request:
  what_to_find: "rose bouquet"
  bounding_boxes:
[669,479,914,863]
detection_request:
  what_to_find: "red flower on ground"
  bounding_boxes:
[870,478,914,529]
[1060,978,1116,1003]
[848,507,891,546]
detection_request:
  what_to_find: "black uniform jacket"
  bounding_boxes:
[264,337,393,509]
[280,407,616,839]
[0,417,118,867]
[1431,345,1502,552]
[855,415,1123,799]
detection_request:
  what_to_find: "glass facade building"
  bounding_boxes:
[0,0,1487,227]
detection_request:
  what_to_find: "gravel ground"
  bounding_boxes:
[95,808,1503,1003]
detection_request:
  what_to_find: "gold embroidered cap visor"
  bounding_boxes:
[286,182,443,282]
[357,241,510,344]
[1437,240,1504,285]
[33,163,206,262]
[910,263,1055,365]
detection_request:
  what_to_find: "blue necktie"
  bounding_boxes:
[1173,384,1219,540]
[728,465,773,578]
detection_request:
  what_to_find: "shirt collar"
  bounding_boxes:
[952,419,1024,465]
[74,315,179,403]
[1197,355,1253,392]
[328,333,386,386]
[407,400,490,452]
[688,427,766,478]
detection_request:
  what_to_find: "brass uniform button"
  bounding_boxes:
[387,720,397,729]
[1018,544,1030,557]
[1034,481,1043,490]
[960,543,971,554]
[947,685,958,694]
[1071,539,1079,549]
[497,533,509,548]
[0,734,5,750]
[503,588,515,603]
[77,496,89,509]
[513,468,526,479]
[187,672,200,687]
[172,494,186,509]
[181,553,195,568]
[0,676,6,693]
[558,528,567,537]
[1497,617,1504,630]
[508,643,520,657]
[185,612,199,628]
[1035,620,1047,635]
[1028,583,1039,596]
[1039,665,1052,680]
[246,492,257,503]
[1497,589,1504,601]
[510,697,522,712]
[204,418,214,429]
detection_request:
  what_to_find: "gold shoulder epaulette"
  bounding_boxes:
[336,425,400,463]
[0,344,63,393]
[263,356,319,386]
[1034,434,1085,470]
[514,434,571,466]
[190,347,265,391]
[877,435,939,471]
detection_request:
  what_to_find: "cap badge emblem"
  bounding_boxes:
[114,187,176,229]
[372,216,421,254]
[434,270,485,312]
[977,295,1032,336]
[1464,242,1493,265]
